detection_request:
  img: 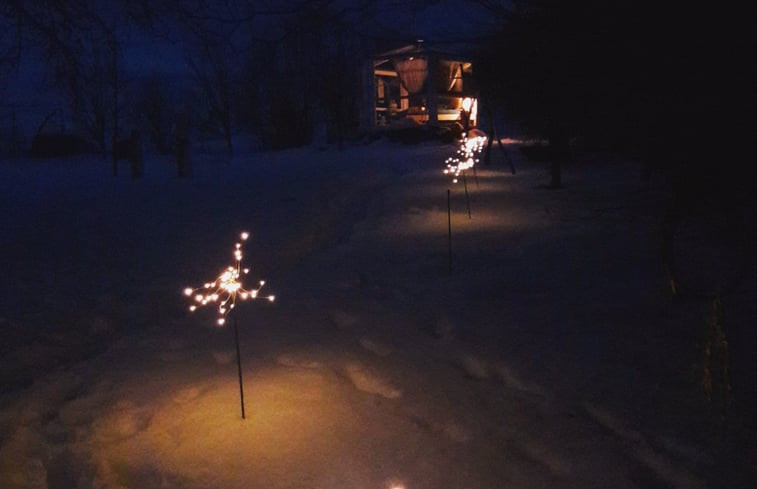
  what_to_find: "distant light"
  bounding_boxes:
[443,135,487,184]
[462,97,473,112]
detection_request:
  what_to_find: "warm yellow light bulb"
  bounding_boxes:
[183,231,276,326]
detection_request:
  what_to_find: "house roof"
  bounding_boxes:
[374,41,473,63]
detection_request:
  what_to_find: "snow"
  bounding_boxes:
[0,139,739,488]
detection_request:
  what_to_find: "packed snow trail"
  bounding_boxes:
[0,141,734,488]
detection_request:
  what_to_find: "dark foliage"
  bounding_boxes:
[476,3,757,484]
[477,0,756,190]
[113,129,143,177]
[30,133,91,158]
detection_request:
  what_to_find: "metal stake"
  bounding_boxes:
[462,171,472,219]
[447,188,452,274]
[233,314,246,420]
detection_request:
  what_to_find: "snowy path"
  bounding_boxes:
[0,143,719,488]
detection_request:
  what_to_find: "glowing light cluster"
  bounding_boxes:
[183,231,274,326]
[443,135,487,183]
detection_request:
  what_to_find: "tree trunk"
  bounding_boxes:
[550,159,562,189]
[110,34,119,177]
[548,127,568,189]
[223,112,233,156]
[484,108,495,165]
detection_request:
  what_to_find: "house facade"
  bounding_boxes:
[367,41,478,131]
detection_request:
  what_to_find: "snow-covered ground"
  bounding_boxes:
[0,140,753,488]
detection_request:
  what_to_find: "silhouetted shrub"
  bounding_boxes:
[31,133,91,158]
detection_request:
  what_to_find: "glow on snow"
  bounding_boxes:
[183,231,274,326]
[443,135,487,184]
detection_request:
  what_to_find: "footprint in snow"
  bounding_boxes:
[276,354,321,369]
[332,310,358,330]
[494,364,545,397]
[172,386,202,404]
[211,350,235,365]
[167,338,186,350]
[94,401,152,441]
[442,421,472,443]
[344,363,401,399]
[358,336,395,357]
[456,353,489,380]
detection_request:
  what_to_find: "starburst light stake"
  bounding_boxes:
[443,135,486,184]
[183,231,275,420]
[443,135,487,219]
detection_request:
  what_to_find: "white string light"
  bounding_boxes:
[443,135,487,183]
[183,231,275,326]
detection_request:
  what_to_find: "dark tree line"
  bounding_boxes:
[476,0,756,191]
[475,2,757,483]
[475,0,757,287]
[0,0,398,159]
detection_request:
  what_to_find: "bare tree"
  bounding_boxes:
[2,0,127,165]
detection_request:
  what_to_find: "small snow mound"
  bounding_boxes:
[20,458,47,489]
[583,402,643,444]
[433,315,455,340]
[584,402,706,488]
[159,351,185,362]
[344,363,401,399]
[332,310,358,330]
[468,128,487,139]
[211,350,235,365]
[89,314,112,334]
[359,337,395,357]
[659,436,712,466]
[457,353,489,379]
[276,354,321,369]
[167,338,186,350]
[92,459,126,489]
[173,387,202,404]
[522,440,572,476]
[95,401,152,441]
[0,428,47,489]
[494,364,544,396]
[442,421,472,443]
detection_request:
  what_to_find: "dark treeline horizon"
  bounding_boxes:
[0,0,442,155]
[1,0,754,181]
[476,1,754,179]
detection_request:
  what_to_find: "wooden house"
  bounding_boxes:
[369,41,478,130]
